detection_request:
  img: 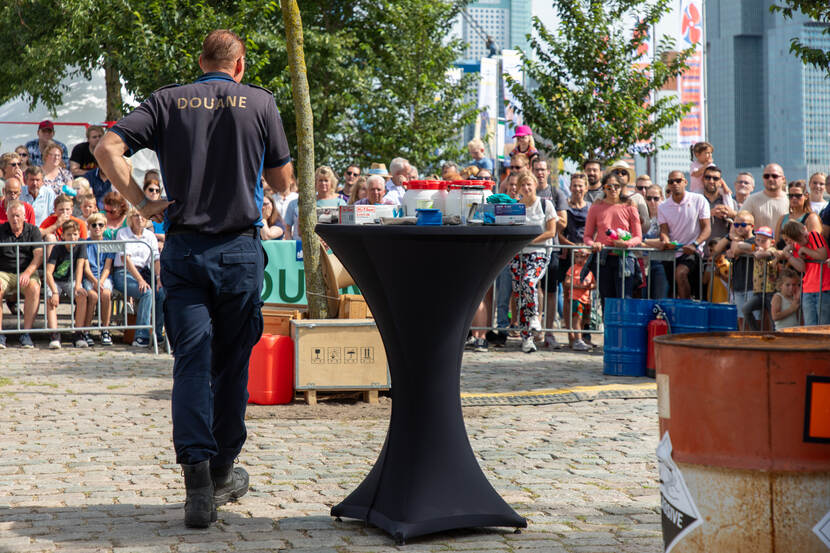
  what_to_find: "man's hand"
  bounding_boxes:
[137,278,150,294]
[681,243,697,256]
[591,242,604,252]
[75,285,87,298]
[19,271,30,288]
[48,294,59,308]
[140,198,173,223]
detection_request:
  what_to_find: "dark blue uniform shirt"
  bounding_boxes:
[111,72,291,234]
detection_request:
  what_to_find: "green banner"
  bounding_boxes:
[261,240,358,305]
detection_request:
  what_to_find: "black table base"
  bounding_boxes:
[316,224,540,543]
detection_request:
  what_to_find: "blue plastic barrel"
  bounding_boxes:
[708,303,738,331]
[603,298,655,376]
[655,299,708,334]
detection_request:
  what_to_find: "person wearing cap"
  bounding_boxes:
[509,125,538,162]
[607,160,650,232]
[741,225,780,330]
[25,120,69,167]
[383,157,411,205]
[657,171,711,299]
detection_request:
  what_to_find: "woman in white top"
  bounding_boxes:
[510,169,557,353]
[112,208,165,347]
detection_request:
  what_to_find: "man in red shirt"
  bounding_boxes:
[0,177,36,225]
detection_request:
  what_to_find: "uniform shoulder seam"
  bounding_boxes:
[244,83,274,95]
[152,83,181,94]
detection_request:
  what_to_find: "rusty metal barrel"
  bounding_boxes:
[654,332,830,553]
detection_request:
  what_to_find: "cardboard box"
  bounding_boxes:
[338,294,372,319]
[480,203,526,225]
[262,305,306,336]
[290,319,390,391]
[339,204,399,225]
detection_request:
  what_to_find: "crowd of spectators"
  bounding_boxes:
[0,121,167,349]
[3,119,830,353]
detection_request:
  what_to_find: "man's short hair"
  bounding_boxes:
[4,200,24,216]
[736,172,755,183]
[24,166,43,179]
[86,125,105,139]
[53,194,74,209]
[531,156,547,169]
[389,157,409,176]
[61,220,79,235]
[703,165,722,177]
[201,29,245,68]
[582,159,602,170]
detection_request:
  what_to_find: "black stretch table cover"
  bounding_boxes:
[316,224,541,543]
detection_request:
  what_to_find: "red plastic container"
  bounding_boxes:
[247,334,294,405]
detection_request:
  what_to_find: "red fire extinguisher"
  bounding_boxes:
[647,308,669,378]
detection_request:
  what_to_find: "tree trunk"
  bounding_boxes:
[281,0,327,319]
[104,60,123,121]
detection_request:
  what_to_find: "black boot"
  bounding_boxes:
[182,461,216,528]
[211,464,249,506]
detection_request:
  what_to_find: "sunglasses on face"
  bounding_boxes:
[8,162,20,167]
[345,171,359,177]
[16,153,27,158]
[667,178,684,184]
[612,169,628,176]
[732,222,752,228]
[646,196,661,201]
[703,175,721,181]
[89,223,106,228]
[604,184,621,190]
[636,185,650,191]
[510,165,523,170]
[146,187,160,193]
[788,193,803,199]
[763,173,781,179]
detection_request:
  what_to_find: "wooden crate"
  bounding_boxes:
[295,389,380,406]
[290,319,390,405]
[262,304,306,336]
[338,294,372,319]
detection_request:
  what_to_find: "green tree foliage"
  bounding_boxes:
[506,0,694,164]
[770,1,830,74]
[0,0,234,120]
[0,0,477,172]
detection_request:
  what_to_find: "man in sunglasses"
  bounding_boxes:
[701,166,737,241]
[658,171,711,299]
[740,163,789,231]
[0,177,36,225]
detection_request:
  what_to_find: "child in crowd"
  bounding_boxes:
[742,226,780,330]
[74,193,98,220]
[780,219,830,326]
[771,269,802,330]
[82,213,114,346]
[712,210,755,329]
[45,220,88,349]
[509,125,539,162]
[562,248,595,351]
[689,142,714,194]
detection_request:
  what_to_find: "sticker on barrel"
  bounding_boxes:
[657,432,702,552]
[814,509,830,549]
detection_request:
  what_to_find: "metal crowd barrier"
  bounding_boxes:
[0,238,162,354]
[472,242,829,339]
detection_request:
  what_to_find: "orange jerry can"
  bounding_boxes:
[248,334,294,405]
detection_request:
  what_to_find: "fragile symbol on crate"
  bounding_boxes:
[328,347,342,364]
[360,347,374,363]
[311,347,324,364]
[344,347,358,364]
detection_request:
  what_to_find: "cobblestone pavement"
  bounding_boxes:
[0,336,661,553]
